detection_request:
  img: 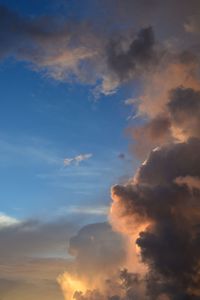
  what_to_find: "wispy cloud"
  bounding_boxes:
[64,153,92,167]
[0,136,94,173]
[0,137,61,167]
[59,205,109,216]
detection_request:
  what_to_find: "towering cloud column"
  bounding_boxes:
[110,85,200,299]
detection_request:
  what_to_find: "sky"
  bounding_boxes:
[0,3,137,220]
[0,58,134,219]
[0,1,200,300]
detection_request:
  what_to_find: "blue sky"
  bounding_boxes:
[0,46,137,220]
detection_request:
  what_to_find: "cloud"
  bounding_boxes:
[107,26,159,82]
[184,14,200,34]
[110,138,200,299]
[64,153,93,166]
[0,4,106,90]
[0,213,20,228]
[1,1,200,96]
[129,85,200,158]
[168,87,200,140]
[0,217,128,300]
[175,175,200,191]
[68,222,126,277]
[103,5,200,297]
[0,216,77,260]
[58,222,128,299]
[0,215,78,300]
[65,205,109,216]
[124,98,138,105]
[59,268,145,300]
[71,269,144,300]
[0,5,99,74]
[128,114,172,159]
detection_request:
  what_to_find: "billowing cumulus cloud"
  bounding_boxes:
[108,30,200,296]
[111,138,200,299]
[110,69,200,298]
[68,223,126,276]
[106,2,200,298]
[132,85,200,156]
[58,222,138,300]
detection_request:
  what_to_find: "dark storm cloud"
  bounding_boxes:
[129,115,172,159]
[168,87,200,139]
[107,27,159,81]
[111,138,200,299]
[137,138,200,186]
[129,86,200,158]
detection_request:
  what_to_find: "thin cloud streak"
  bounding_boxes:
[58,205,109,216]
[64,153,93,167]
